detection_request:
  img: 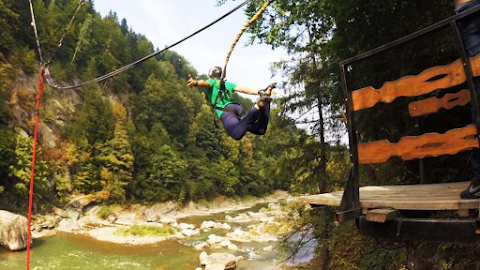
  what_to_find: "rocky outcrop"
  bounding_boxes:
[0,210,29,251]
[64,194,98,210]
[199,251,243,270]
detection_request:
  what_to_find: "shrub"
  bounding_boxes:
[115,225,173,237]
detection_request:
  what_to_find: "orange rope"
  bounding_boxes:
[26,69,45,270]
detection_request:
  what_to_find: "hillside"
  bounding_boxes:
[0,0,315,209]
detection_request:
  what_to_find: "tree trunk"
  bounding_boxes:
[308,28,330,270]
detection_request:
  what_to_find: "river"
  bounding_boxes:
[0,202,312,270]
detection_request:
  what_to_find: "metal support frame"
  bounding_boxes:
[357,216,480,244]
[451,20,480,147]
[337,5,480,222]
[336,65,361,222]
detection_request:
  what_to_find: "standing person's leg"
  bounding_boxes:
[457,0,480,198]
[221,104,260,140]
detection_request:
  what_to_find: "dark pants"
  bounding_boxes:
[458,0,480,179]
[221,103,270,140]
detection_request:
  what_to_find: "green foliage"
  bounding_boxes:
[97,204,115,220]
[55,176,72,204]
[115,225,173,237]
[0,0,311,208]
[97,103,134,203]
[9,135,49,197]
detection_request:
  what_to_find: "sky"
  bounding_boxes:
[94,0,288,92]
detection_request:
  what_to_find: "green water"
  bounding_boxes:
[0,203,287,270]
[0,233,200,270]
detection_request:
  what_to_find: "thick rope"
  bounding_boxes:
[28,0,44,65]
[26,70,45,270]
[46,0,253,90]
[220,0,271,81]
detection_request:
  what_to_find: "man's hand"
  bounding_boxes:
[187,74,197,89]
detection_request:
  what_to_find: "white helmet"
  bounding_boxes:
[208,66,222,78]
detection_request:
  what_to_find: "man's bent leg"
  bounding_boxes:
[249,102,271,135]
[222,106,260,140]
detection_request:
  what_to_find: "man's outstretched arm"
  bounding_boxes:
[187,74,211,88]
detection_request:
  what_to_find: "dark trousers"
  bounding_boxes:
[220,103,270,140]
[458,0,480,179]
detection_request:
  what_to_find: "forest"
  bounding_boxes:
[0,0,338,209]
[2,0,480,269]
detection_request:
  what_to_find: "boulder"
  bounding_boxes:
[115,213,136,226]
[199,252,242,270]
[40,219,55,229]
[201,221,216,230]
[160,216,177,225]
[195,241,208,250]
[0,210,28,251]
[64,195,97,210]
[263,245,273,252]
[182,228,200,237]
[107,213,118,223]
[142,209,160,222]
[178,223,195,230]
[52,207,68,218]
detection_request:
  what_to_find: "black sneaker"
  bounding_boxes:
[460,178,480,199]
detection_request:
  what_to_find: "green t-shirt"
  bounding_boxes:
[205,78,238,118]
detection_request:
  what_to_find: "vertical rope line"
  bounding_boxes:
[28,0,44,65]
[221,0,271,80]
[26,70,45,270]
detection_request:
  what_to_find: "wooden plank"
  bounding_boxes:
[409,89,471,117]
[352,54,480,111]
[358,124,478,164]
[297,181,480,211]
[458,209,469,217]
[366,209,398,223]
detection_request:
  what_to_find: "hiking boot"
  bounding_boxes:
[460,178,480,199]
[257,91,273,103]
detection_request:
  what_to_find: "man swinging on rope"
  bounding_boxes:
[187,66,276,140]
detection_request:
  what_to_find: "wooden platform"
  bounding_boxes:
[299,181,480,211]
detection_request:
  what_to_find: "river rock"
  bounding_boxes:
[65,195,97,210]
[225,214,252,223]
[263,245,273,252]
[107,213,118,223]
[195,241,208,250]
[52,207,68,218]
[182,228,200,237]
[142,209,161,222]
[217,223,231,230]
[160,216,177,225]
[201,221,216,229]
[207,234,224,245]
[201,221,232,231]
[199,251,242,270]
[178,223,195,230]
[40,219,55,229]
[115,213,136,226]
[0,210,28,251]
